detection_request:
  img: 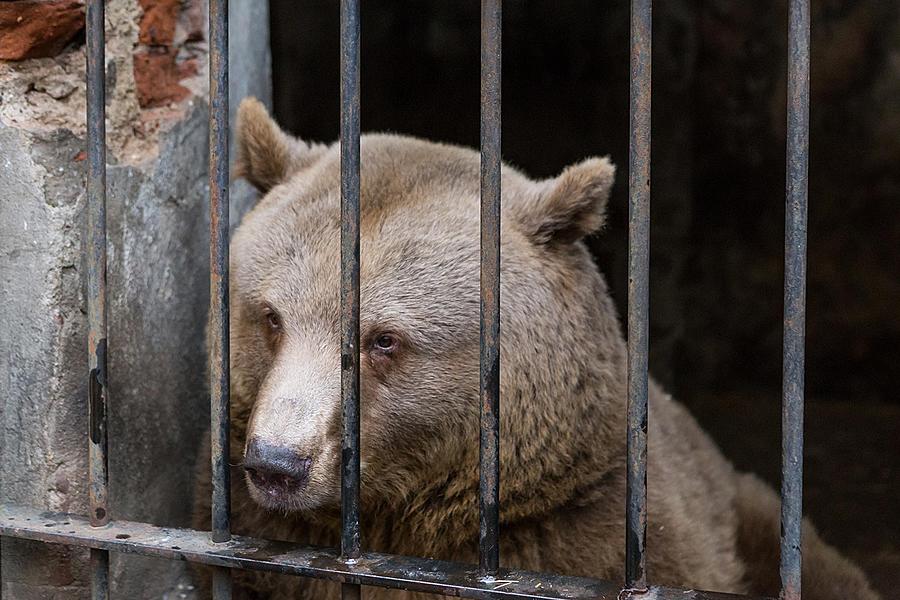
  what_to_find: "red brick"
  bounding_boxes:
[133,49,198,108]
[0,0,85,61]
[138,0,180,46]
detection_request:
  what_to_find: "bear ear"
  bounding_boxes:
[233,97,325,193]
[516,157,616,245]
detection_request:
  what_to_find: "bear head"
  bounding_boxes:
[225,97,627,522]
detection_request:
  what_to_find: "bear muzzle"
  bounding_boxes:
[243,438,312,499]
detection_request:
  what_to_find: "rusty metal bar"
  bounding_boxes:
[90,547,108,600]
[340,1,362,599]
[780,1,810,599]
[479,0,502,577]
[625,0,652,592]
[0,505,770,600]
[209,0,232,597]
[85,0,110,597]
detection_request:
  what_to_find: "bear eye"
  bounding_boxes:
[372,333,398,353]
[264,308,281,331]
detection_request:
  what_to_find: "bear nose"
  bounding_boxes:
[243,438,311,494]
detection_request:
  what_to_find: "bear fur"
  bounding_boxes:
[192,97,879,600]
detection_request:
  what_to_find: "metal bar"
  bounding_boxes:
[86,0,110,597]
[340,1,362,599]
[780,1,810,598]
[0,505,770,600]
[479,0,502,577]
[209,0,231,596]
[90,547,109,600]
[625,0,652,592]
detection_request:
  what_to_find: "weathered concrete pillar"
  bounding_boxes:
[0,1,271,598]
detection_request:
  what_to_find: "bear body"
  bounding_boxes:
[193,98,878,600]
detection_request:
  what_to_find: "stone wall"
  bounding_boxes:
[0,1,271,598]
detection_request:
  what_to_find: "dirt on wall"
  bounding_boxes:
[0,0,207,163]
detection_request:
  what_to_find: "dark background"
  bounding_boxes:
[268,1,900,595]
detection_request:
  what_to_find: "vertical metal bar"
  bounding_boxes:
[625,0,652,592]
[780,1,810,599]
[89,548,109,600]
[209,0,232,597]
[340,1,362,599]
[86,0,110,598]
[479,0,502,578]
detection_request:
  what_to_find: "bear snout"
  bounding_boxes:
[243,438,312,498]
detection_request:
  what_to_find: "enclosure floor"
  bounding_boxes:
[687,392,900,598]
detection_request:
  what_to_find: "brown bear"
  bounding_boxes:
[193,97,880,600]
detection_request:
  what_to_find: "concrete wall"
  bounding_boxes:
[0,1,270,598]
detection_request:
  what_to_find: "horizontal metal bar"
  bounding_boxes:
[0,505,770,600]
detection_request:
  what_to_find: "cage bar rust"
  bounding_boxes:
[0,2,815,600]
[479,0,502,578]
[625,0,652,592]
[780,0,811,599]
[209,0,232,597]
[0,505,772,600]
[340,1,363,600]
[85,0,110,598]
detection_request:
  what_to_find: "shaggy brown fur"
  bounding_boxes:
[193,97,879,600]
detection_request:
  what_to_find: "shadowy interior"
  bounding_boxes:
[268,1,900,595]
